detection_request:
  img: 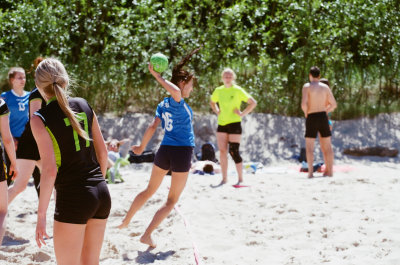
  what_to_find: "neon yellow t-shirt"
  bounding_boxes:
[211,84,250,126]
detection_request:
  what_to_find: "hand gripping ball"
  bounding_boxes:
[150,53,169,73]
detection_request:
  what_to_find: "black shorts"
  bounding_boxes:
[16,125,40,161]
[4,148,14,185]
[217,122,242,134]
[0,158,6,183]
[154,145,193,172]
[54,180,111,224]
[305,112,331,138]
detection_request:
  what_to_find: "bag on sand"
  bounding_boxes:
[299,147,307,162]
[300,161,324,172]
[200,143,217,162]
[128,150,155,163]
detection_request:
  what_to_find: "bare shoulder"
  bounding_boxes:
[30,115,45,133]
[319,82,329,90]
[302,83,310,92]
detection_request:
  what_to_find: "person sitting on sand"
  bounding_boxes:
[106,138,130,169]
[105,138,130,183]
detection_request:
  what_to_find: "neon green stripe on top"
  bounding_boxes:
[47,96,57,105]
[45,126,61,170]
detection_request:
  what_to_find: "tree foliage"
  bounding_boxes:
[1,0,399,118]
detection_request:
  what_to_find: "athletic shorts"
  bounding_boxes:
[16,125,40,161]
[0,159,6,183]
[305,112,331,138]
[217,122,242,134]
[154,145,193,172]
[54,180,111,224]
[4,147,14,186]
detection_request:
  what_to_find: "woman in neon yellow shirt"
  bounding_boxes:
[210,68,257,185]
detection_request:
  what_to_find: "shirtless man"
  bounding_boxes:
[301,66,337,178]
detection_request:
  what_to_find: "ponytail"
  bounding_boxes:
[35,58,89,141]
[53,83,89,140]
[171,47,201,86]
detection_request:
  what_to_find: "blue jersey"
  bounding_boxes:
[155,97,195,147]
[1,90,30,138]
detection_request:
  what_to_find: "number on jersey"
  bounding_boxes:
[18,102,25,111]
[162,112,173,131]
[64,112,90,151]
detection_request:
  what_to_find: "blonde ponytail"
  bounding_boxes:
[53,83,89,140]
[35,58,90,141]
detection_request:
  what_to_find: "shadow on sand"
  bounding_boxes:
[1,232,30,247]
[133,248,175,264]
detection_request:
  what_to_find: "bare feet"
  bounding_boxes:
[323,169,333,177]
[235,180,243,186]
[308,173,314,179]
[216,179,227,186]
[117,219,130,229]
[210,180,226,188]
[140,234,156,248]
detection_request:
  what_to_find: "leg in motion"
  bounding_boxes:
[118,165,168,228]
[141,171,189,248]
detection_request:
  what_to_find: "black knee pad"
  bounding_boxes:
[228,142,242,164]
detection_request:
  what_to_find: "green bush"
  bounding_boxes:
[1,0,399,118]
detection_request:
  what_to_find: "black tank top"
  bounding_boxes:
[35,97,103,188]
[20,87,47,137]
[28,88,46,118]
[0,98,10,116]
[0,98,10,157]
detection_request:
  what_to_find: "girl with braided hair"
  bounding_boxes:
[118,48,200,248]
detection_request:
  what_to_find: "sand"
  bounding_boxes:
[1,113,400,265]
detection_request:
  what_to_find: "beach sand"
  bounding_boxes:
[2,161,400,265]
[1,113,400,264]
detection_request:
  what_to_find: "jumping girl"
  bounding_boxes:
[118,48,200,248]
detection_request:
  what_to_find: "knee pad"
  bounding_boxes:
[228,142,242,164]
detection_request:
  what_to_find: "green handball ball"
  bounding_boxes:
[150,53,169,73]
